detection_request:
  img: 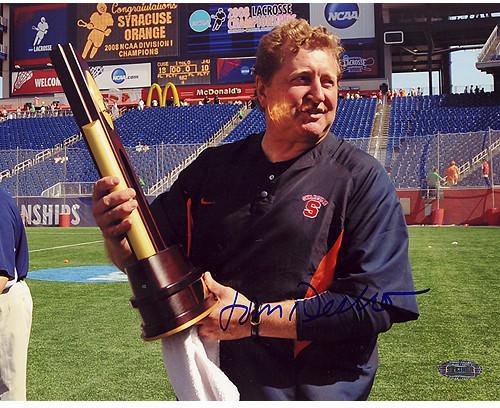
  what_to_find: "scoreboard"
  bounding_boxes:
[153,59,211,86]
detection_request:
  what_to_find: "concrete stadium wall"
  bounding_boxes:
[397,188,500,226]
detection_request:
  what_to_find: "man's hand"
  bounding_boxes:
[92,176,137,240]
[91,176,137,269]
[198,273,298,340]
[0,274,9,293]
[197,272,253,340]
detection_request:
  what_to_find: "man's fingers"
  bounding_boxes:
[91,176,139,241]
[101,199,138,225]
[92,187,137,219]
[96,199,137,241]
[197,325,218,339]
[197,324,211,339]
[92,176,120,202]
[203,272,227,298]
[104,218,133,240]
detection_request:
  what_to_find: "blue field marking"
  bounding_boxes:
[28,265,128,283]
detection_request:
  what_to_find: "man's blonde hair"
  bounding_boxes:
[254,19,344,84]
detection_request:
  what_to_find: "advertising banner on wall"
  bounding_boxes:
[152,59,211,86]
[310,3,375,41]
[142,83,256,102]
[74,3,179,62]
[183,3,309,56]
[341,49,379,79]
[11,4,70,67]
[101,89,144,105]
[11,69,62,96]
[89,63,151,89]
[216,57,256,84]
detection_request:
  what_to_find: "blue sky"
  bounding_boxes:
[392,48,495,95]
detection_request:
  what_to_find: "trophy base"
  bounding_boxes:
[125,246,217,340]
[142,299,218,341]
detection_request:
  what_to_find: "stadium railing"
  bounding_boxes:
[387,128,500,189]
[2,130,499,198]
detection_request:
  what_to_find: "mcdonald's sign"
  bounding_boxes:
[146,82,180,107]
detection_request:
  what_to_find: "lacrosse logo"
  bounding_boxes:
[77,3,114,59]
[341,54,376,74]
[12,71,33,93]
[32,16,49,48]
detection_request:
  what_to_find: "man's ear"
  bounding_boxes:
[255,75,267,109]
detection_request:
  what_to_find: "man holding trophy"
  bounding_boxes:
[92,19,420,401]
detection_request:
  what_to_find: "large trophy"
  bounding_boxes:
[50,43,216,340]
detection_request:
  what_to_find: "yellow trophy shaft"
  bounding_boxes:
[82,120,156,260]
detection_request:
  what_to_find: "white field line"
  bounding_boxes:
[27,231,100,235]
[29,240,104,253]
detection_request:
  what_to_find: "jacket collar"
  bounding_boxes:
[241,131,342,171]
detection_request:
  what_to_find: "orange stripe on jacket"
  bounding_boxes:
[186,197,193,257]
[294,229,344,357]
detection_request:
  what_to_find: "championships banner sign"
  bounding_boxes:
[17,197,95,227]
[75,3,179,62]
[17,196,156,227]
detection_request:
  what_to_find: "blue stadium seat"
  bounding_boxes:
[224,98,377,147]
[0,105,240,195]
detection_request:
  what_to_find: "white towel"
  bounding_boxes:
[161,327,240,401]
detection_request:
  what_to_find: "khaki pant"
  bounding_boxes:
[0,281,32,400]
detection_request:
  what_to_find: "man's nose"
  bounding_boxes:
[307,78,325,103]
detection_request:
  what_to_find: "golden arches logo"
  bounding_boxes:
[146,82,180,107]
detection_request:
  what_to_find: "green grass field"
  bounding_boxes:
[25,227,499,400]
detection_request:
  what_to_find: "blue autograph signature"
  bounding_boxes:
[218,281,430,331]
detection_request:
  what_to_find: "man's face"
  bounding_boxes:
[257,47,339,145]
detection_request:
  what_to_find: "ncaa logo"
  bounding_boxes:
[324,3,360,30]
[111,68,126,84]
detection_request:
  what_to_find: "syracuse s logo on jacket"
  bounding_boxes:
[302,194,329,219]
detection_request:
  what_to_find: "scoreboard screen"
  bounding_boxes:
[183,3,310,57]
[153,59,211,86]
